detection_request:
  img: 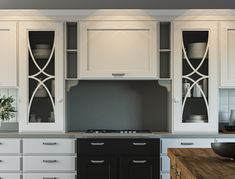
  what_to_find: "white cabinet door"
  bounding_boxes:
[0,173,21,179]
[19,22,65,133]
[0,22,17,87]
[80,20,158,79]
[173,21,218,133]
[220,21,235,87]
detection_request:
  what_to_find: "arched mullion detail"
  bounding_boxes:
[28,77,55,119]
[27,32,55,78]
[182,40,209,77]
[181,76,209,119]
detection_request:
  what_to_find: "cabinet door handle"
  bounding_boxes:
[43,160,57,163]
[112,73,125,77]
[42,142,57,145]
[90,142,104,146]
[132,160,147,164]
[176,171,181,176]
[180,142,194,145]
[43,178,57,179]
[91,160,105,164]
[133,142,147,146]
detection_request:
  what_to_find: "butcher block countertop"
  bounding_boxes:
[167,148,235,179]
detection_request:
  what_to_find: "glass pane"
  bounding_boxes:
[28,31,55,123]
[182,31,209,123]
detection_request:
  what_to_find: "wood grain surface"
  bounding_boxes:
[168,148,235,179]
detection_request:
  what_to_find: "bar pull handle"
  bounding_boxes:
[112,73,125,77]
[133,142,147,146]
[43,178,57,179]
[42,142,57,145]
[43,160,57,163]
[180,142,194,145]
[90,142,104,146]
[91,160,105,164]
[132,160,147,164]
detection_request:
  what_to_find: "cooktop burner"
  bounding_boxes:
[86,129,151,134]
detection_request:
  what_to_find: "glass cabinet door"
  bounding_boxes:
[28,31,55,123]
[173,21,218,133]
[19,22,64,132]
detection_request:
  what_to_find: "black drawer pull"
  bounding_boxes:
[43,160,57,163]
[180,142,194,145]
[132,160,147,164]
[42,142,57,145]
[90,142,104,146]
[43,178,57,179]
[91,160,105,164]
[133,142,147,146]
[112,73,125,77]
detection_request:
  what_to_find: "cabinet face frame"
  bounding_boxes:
[172,21,218,133]
[0,22,17,87]
[18,22,65,133]
[79,20,158,79]
[220,21,235,87]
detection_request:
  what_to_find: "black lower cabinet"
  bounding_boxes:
[119,156,158,179]
[78,156,118,179]
[77,138,160,179]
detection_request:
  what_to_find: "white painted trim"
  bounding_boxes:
[0,9,234,21]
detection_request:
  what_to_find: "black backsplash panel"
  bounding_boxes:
[67,80,168,132]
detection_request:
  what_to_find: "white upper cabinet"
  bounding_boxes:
[19,22,65,133]
[173,21,218,133]
[79,20,158,79]
[0,22,17,87]
[220,21,235,87]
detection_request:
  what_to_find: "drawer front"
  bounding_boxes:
[23,156,76,171]
[24,173,76,179]
[0,156,21,171]
[0,173,21,179]
[78,139,159,155]
[160,156,170,172]
[23,138,75,154]
[161,138,214,154]
[0,139,20,154]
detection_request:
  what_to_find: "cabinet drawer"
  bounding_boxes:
[0,139,20,154]
[24,173,76,179]
[160,156,170,172]
[23,138,75,154]
[0,173,21,179]
[0,156,21,171]
[78,139,159,155]
[161,138,214,154]
[23,156,76,171]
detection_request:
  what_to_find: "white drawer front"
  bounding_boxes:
[0,173,21,179]
[161,138,214,154]
[0,139,20,154]
[160,173,170,179]
[23,156,76,171]
[0,156,21,171]
[24,173,76,179]
[160,156,170,172]
[23,138,75,154]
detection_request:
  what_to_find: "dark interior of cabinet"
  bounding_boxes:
[28,31,55,123]
[67,22,77,49]
[67,81,168,132]
[182,31,209,123]
[66,22,78,78]
[160,22,171,78]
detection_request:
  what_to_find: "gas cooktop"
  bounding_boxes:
[86,129,152,134]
